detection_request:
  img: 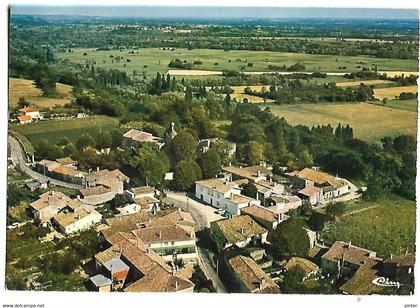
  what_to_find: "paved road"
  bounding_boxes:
[164,192,227,293]
[8,135,83,190]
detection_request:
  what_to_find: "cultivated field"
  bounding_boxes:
[266,102,417,142]
[373,85,418,100]
[321,195,416,258]
[378,71,419,78]
[335,79,395,87]
[9,115,119,146]
[9,78,74,109]
[370,99,418,112]
[56,47,418,77]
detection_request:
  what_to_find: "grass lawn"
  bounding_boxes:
[56,47,418,77]
[264,102,417,142]
[9,115,119,146]
[369,99,418,112]
[320,195,416,258]
[9,78,74,109]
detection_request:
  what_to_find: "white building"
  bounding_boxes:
[53,205,102,234]
[195,178,260,215]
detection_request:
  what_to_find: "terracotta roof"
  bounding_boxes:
[298,186,323,197]
[146,209,195,228]
[29,191,70,211]
[131,186,155,195]
[19,106,38,113]
[212,215,268,245]
[223,165,272,182]
[54,208,101,228]
[339,258,387,295]
[321,241,380,266]
[104,212,153,235]
[384,254,415,267]
[196,178,238,193]
[241,205,278,223]
[38,159,61,172]
[229,194,254,204]
[17,115,32,122]
[108,169,130,182]
[132,225,194,244]
[135,196,159,208]
[79,185,111,197]
[293,168,345,189]
[229,255,280,293]
[123,129,164,147]
[284,257,320,276]
[56,157,76,165]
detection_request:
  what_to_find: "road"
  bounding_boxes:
[8,135,83,190]
[164,192,227,293]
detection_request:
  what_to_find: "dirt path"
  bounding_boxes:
[342,205,380,217]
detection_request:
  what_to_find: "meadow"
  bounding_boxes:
[335,79,395,87]
[9,78,74,109]
[369,99,418,112]
[265,102,417,142]
[9,115,119,146]
[320,195,416,258]
[56,48,418,77]
[373,85,418,100]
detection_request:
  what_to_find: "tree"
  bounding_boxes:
[131,145,169,186]
[111,129,123,148]
[213,140,234,166]
[76,133,94,151]
[57,136,69,147]
[172,130,198,162]
[185,85,193,103]
[297,150,314,169]
[245,141,264,165]
[280,267,308,294]
[240,182,258,198]
[200,148,221,179]
[325,202,346,219]
[96,132,112,149]
[393,135,416,153]
[63,143,77,157]
[269,217,310,259]
[308,212,329,231]
[174,159,202,191]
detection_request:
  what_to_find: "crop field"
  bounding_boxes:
[373,85,418,100]
[266,102,417,142]
[9,115,119,146]
[369,99,418,112]
[378,70,419,78]
[321,195,416,258]
[56,48,418,77]
[9,78,74,109]
[335,79,395,87]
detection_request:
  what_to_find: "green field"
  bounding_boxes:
[57,48,418,77]
[320,195,416,258]
[370,99,418,112]
[265,102,417,142]
[9,115,119,146]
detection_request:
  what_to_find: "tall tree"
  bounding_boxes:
[200,148,221,179]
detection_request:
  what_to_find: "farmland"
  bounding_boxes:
[370,99,418,112]
[56,48,418,77]
[321,195,416,258]
[9,115,119,146]
[373,85,418,100]
[265,102,417,142]
[335,79,395,87]
[9,78,74,109]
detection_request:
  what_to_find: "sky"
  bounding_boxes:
[10,6,419,20]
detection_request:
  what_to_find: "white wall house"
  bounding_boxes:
[53,207,102,234]
[195,178,259,215]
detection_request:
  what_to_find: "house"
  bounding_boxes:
[85,168,130,188]
[254,179,284,206]
[116,203,143,216]
[145,208,195,229]
[321,241,380,277]
[288,168,352,205]
[197,137,236,158]
[94,233,194,292]
[195,178,259,215]
[52,205,102,234]
[339,258,388,295]
[266,194,302,213]
[16,115,32,124]
[36,159,87,186]
[89,274,112,292]
[126,186,155,201]
[102,212,155,236]
[228,255,280,294]
[25,178,48,191]
[211,215,268,249]
[283,257,320,280]
[240,205,288,230]
[123,129,165,150]
[19,106,41,119]
[56,157,77,167]
[383,253,415,286]
[78,185,114,205]
[29,191,73,223]
[223,164,272,183]
[132,225,197,262]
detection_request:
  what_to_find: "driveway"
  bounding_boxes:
[8,135,83,190]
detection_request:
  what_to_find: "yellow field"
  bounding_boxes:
[336,80,395,87]
[378,71,419,78]
[266,102,417,141]
[8,78,74,109]
[231,93,274,103]
[373,85,418,100]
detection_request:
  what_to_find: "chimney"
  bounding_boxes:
[240,228,244,235]
[51,191,55,196]
[277,213,283,223]
[259,278,266,290]
[146,246,150,254]
[77,195,80,200]
[175,280,179,290]
[96,166,100,172]
[190,230,194,238]
[257,170,261,177]
[158,230,162,238]
[348,241,352,248]
[390,254,393,259]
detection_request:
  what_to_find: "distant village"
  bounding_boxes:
[7,123,414,294]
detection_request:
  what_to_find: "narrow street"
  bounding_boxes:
[8,135,83,190]
[164,192,227,293]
